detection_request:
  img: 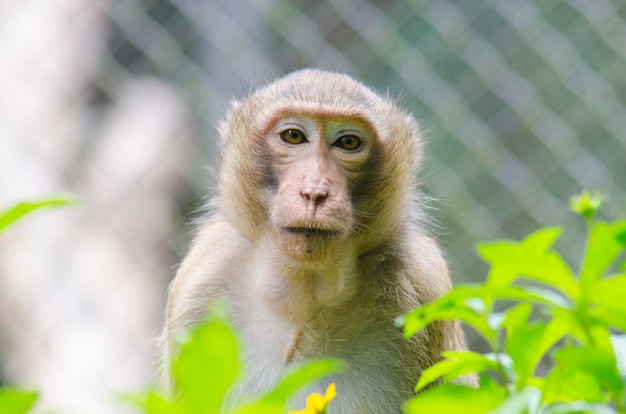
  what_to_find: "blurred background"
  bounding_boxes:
[1,0,625,413]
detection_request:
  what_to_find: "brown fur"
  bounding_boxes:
[164,69,473,413]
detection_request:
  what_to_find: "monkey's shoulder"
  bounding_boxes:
[166,217,252,329]
[362,227,452,310]
[181,216,252,271]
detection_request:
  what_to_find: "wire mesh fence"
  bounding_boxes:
[1,1,625,413]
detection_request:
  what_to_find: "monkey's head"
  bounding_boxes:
[217,69,424,261]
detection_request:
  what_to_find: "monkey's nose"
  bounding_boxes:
[300,187,329,207]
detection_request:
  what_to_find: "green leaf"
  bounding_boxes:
[589,274,626,330]
[542,401,617,414]
[543,346,623,404]
[586,273,626,331]
[404,385,507,414]
[0,197,76,234]
[415,351,502,392]
[506,322,546,386]
[171,314,240,413]
[400,284,569,347]
[505,319,568,388]
[580,221,626,290]
[479,227,562,262]
[478,228,578,300]
[543,367,604,404]
[488,387,542,414]
[590,307,626,333]
[0,389,38,414]
[501,302,533,328]
[120,390,179,414]
[592,273,626,309]
[399,286,494,342]
[235,359,344,414]
[550,308,615,351]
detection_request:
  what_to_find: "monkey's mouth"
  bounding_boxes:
[281,227,341,238]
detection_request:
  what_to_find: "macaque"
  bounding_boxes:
[163,69,473,413]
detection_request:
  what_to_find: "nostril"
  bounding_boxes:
[300,189,328,206]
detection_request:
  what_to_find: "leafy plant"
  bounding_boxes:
[0,196,74,414]
[125,304,343,414]
[398,191,626,413]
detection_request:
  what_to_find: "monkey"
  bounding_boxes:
[163,69,474,413]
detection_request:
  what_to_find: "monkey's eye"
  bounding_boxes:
[280,129,307,145]
[333,135,362,151]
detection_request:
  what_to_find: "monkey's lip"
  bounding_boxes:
[280,227,341,237]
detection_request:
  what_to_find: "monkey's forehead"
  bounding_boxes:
[232,69,416,142]
[258,69,388,112]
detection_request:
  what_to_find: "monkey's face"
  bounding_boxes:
[218,70,422,257]
[265,114,373,261]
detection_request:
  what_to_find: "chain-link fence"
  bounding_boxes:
[1,1,625,413]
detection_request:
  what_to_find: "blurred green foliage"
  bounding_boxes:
[124,305,344,414]
[400,191,626,413]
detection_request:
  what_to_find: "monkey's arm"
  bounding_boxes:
[401,228,478,386]
[163,216,250,348]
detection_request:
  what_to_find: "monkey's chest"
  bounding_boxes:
[251,259,359,326]
[230,321,411,414]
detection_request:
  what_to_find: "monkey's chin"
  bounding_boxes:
[277,227,343,262]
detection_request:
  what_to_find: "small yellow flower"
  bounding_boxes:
[290,383,337,414]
